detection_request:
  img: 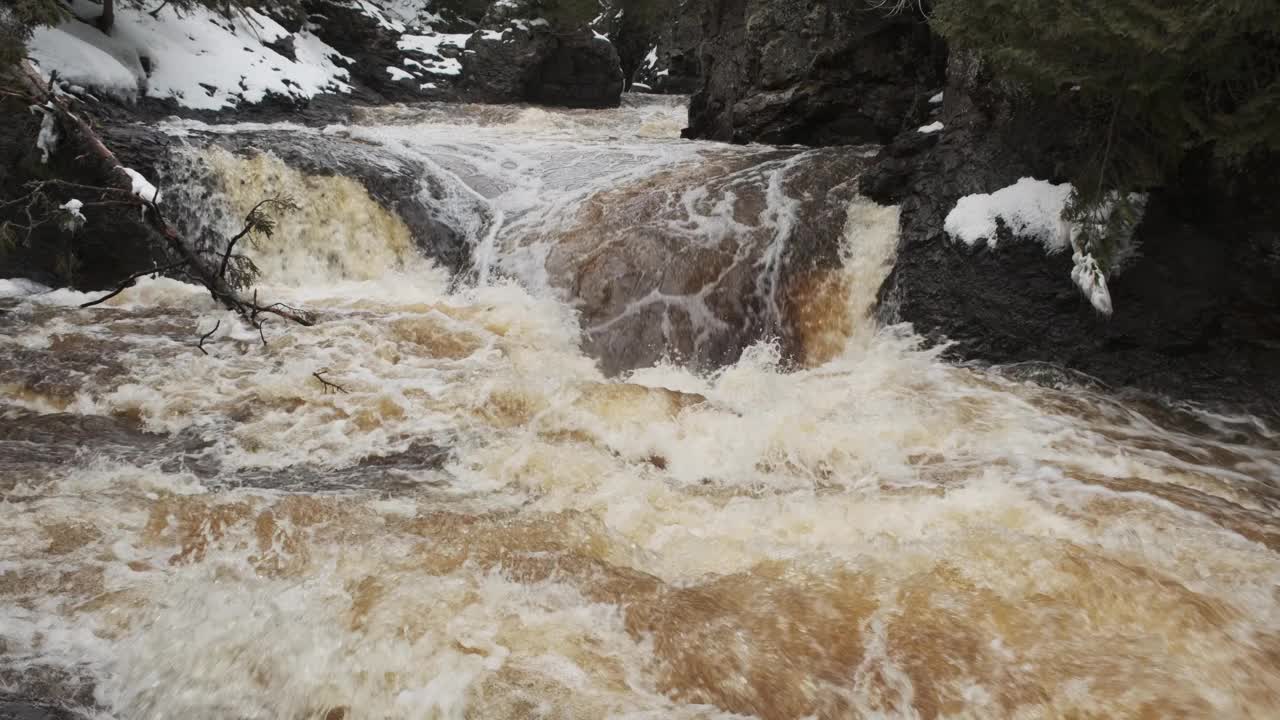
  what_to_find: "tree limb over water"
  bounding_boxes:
[8,61,316,337]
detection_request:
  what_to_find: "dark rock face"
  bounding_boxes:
[303,0,465,103]
[462,25,624,108]
[863,52,1280,418]
[0,99,163,291]
[613,0,705,94]
[686,0,943,145]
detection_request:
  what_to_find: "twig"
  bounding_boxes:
[196,319,221,355]
[219,198,267,279]
[312,370,348,395]
[78,260,188,309]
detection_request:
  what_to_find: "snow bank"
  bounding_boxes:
[944,178,1073,252]
[918,121,944,134]
[27,21,142,100]
[32,1,351,110]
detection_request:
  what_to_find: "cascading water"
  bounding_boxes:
[2,95,1279,720]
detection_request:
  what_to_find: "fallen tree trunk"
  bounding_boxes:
[14,62,314,328]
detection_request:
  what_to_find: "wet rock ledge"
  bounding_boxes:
[685,0,1280,419]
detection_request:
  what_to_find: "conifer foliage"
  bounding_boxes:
[931,0,1280,202]
[1,0,69,70]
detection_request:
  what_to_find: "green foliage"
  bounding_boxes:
[1,0,71,70]
[931,0,1280,205]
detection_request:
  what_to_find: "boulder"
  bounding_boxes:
[685,0,944,145]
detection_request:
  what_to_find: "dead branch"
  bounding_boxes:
[79,259,189,309]
[312,370,348,395]
[196,320,221,355]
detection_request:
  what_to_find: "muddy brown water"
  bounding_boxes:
[2,96,1279,719]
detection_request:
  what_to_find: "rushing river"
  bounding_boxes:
[2,96,1279,719]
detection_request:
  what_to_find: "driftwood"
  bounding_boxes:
[312,370,349,395]
[12,62,315,330]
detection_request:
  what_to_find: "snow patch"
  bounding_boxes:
[944,178,1073,252]
[929,91,944,104]
[60,199,86,231]
[398,33,468,75]
[387,66,413,82]
[918,121,944,134]
[120,167,161,204]
[353,0,407,32]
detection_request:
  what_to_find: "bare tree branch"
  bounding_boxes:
[79,260,189,309]
[197,320,221,355]
[313,370,349,395]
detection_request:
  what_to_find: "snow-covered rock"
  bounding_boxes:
[303,0,475,101]
[28,1,351,110]
[27,21,143,101]
[945,178,1074,252]
[944,178,1148,314]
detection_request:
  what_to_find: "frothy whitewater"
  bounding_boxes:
[2,96,1279,720]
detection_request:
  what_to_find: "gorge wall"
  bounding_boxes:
[683,0,1280,416]
[685,0,943,145]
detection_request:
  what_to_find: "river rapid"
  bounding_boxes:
[2,96,1279,720]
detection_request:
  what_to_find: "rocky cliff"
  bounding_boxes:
[685,0,1280,416]
[685,0,943,145]
[862,52,1280,416]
